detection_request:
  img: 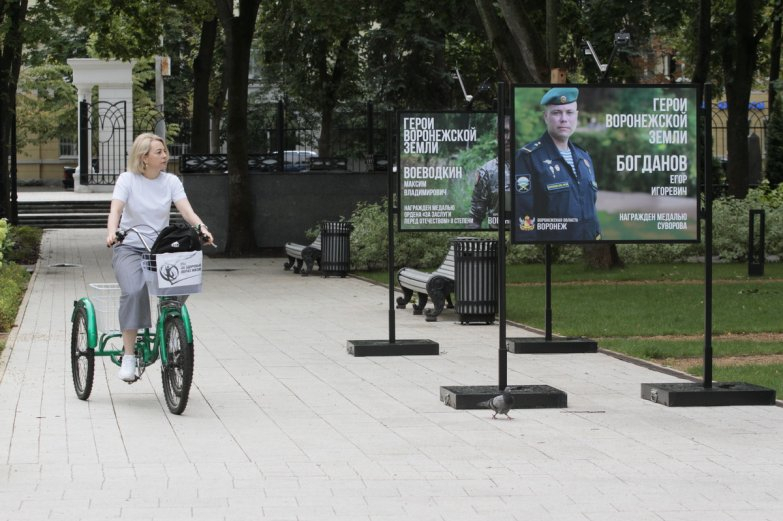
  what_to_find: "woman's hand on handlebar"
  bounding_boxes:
[196,224,216,247]
[106,229,124,247]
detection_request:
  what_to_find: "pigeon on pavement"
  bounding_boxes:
[478,386,514,419]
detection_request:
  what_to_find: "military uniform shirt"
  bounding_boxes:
[469,158,510,227]
[513,132,600,242]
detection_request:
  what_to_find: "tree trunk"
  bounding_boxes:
[216,0,261,256]
[210,72,227,154]
[769,8,781,110]
[582,244,624,270]
[722,0,758,199]
[0,1,27,220]
[191,17,218,154]
[692,0,711,85]
[545,0,560,71]
[473,0,533,83]
[316,34,353,157]
[497,0,547,82]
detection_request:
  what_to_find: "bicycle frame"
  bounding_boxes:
[72,296,194,366]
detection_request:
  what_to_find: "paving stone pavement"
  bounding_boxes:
[1,228,782,521]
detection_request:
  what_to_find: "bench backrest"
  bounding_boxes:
[310,234,322,250]
[432,245,455,279]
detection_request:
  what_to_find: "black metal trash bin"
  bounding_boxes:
[453,237,498,324]
[320,220,354,277]
[63,166,76,190]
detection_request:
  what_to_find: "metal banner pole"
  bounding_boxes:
[387,110,396,343]
[497,83,507,391]
[703,83,713,388]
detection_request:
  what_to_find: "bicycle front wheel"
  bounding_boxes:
[161,316,193,415]
[70,306,95,400]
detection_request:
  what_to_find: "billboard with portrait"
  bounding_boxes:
[398,111,501,231]
[511,84,700,244]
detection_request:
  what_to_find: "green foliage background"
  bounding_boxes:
[348,184,783,268]
[0,221,35,334]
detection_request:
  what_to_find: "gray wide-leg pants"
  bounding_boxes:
[112,245,151,330]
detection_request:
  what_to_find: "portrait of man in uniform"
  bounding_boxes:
[513,87,601,242]
[468,116,511,229]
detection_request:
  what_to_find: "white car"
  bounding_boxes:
[280,150,317,171]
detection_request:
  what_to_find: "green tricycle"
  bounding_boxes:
[69,226,204,415]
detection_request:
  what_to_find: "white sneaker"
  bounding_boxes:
[118,355,137,382]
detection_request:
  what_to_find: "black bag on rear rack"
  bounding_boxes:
[151,224,202,254]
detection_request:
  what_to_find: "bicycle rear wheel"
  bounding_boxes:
[161,316,193,415]
[70,306,95,400]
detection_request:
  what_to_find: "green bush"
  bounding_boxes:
[711,183,783,261]
[3,225,43,265]
[0,263,30,332]
[344,184,783,268]
[616,242,701,264]
[0,218,8,264]
[348,198,453,270]
[0,222,39,336]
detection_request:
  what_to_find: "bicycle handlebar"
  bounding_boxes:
[111,225,217,249]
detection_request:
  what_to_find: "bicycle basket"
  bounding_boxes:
[141,251,203,296]
[88,283,121,332]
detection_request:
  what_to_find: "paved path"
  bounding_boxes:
[1,228,782,521]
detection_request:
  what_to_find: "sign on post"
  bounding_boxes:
[398,111,500,231]
[511,84,700,244]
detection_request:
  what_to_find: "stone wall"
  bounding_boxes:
[183,171,386,255]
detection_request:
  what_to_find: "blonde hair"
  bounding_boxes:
[128,133,169,174]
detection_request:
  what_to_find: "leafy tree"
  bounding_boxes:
[259,0,369,156]
[363,1,490,110]
[62,0,167,60]
[474,0,548,83]
[15,64,76,149]
[22,2,89,67]
[258,0,495,156]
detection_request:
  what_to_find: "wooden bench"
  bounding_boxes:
[396,246,455,321]
[283,234,321,275]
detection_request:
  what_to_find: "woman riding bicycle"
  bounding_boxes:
[106,133,214,382]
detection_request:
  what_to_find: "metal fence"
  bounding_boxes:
[711,102,768,161]
[168,101,389,172]
[78,101,767,175]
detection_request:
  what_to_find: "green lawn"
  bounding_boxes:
[688,364,783,392]
[505,281,783,337]
[355,263,783,396]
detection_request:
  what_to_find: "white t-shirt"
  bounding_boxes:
[112,171,187,249]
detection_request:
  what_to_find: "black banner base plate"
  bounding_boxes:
[507,337,598,354]
[440,384,567,410]
[346,339,439,357]
[641,382,776,407]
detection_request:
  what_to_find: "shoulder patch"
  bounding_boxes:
[520,141,542,154]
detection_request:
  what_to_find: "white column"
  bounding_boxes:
[68,59,135,192]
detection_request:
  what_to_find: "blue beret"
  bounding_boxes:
[540,87,579,105]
